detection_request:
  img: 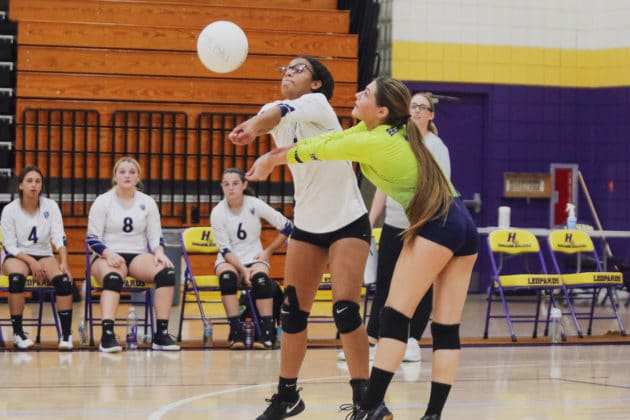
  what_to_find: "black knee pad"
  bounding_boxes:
[431,322,461,351]
[102,272,124,292]
[8,273,26,293]
[279,285,309,333]
[332,300,362,334]
[52,274,73,296]
[378,306,410,343]
[219,271,238,296]
[251,272,273,299]
[154,267,176,289]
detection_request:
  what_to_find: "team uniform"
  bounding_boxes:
[86,189,164,257]
[366,131,452,353]
[211,195,292,350]
[1,197,73,350]
[211,195,293,267]
[261,92,367,236]
[288,121,478,256]
[87,188,179,353]
[1,197,66,258]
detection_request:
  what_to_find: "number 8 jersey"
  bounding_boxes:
[87,189,164,255]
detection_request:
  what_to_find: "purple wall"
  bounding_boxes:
[405,81,630,290]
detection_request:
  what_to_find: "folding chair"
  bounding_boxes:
[177,226,261,343]
[484,228,564,342]
[0,231,61,347]
[84,240,154,347]
[547,229,626,338]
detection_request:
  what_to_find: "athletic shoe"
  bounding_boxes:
[13,333,34,350]
[420,415,440,420]
[337,345,377,362]
[402,338,421,362]
[99,330,122,353]
[152,333,181,351]
[254,338,274,350]
[256,392,305,420]
[351,402,392,419]
[58,334,74,351]
[230,328,246,350]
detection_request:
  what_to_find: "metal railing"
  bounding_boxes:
[15,108,358,221]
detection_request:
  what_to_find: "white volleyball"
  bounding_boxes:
[196,21,248,73]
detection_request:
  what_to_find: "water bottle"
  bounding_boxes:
[202,319,213,348]
[126,306,138,351]
[243,317,255,349]
[566,203,577,230]
[550,307,562,344]
[275,323,283,345]
[78,320,88,345]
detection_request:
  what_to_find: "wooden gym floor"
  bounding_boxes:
[0,293,629,419]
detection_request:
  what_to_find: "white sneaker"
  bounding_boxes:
[58,335,73,351]
[336,344,377,362]
[13,334,34,350]
[402,338,421,362]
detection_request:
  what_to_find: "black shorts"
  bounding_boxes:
[92,252,140,266]
[4,254,48,262]
[291,213,371,248]
[416,197,478,256]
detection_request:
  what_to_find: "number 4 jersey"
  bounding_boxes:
[0,197,67,257]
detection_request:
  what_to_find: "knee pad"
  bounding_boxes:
[154,267,176,289]
[102,272,124,292]
[219,271,238,296]
[52,274,73,296]
[332,300,362,334]
[8,273,26,293]
[378,306,410,343]
[431,322,461,351]
[251,272,273,299]
[279,285,309,334]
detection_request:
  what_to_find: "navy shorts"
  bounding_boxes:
[92,252,140,266]
[416,197,478,256]
[291,213,371,248]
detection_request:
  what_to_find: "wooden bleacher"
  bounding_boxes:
[8,0,360,283]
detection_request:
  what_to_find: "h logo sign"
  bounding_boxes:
[507,232,517,243]
[564,233,572,243]
[201,230,211,242]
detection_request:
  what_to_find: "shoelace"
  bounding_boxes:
[338,403,357,420]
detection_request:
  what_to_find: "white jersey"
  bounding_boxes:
[262,92,366,233]
[385,132,451,229]
[0,197,66,257]
[210,195,293,267]
[87,189,164,255]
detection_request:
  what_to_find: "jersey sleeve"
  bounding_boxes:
[210,204,232,256]
[255,199,293,236]
[86,195,108,255]
[286,121,377,165]
[145,196,164,252]
[49,200,67,251]
[0,205,20,256]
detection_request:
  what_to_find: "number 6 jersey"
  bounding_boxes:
[210,195,293,267]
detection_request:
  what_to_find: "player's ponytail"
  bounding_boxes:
[373,77,452,243]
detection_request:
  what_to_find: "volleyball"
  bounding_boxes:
[196,21,248,73]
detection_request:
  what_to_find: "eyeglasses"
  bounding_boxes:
[410,103,432,112]
[278,63,313,76]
